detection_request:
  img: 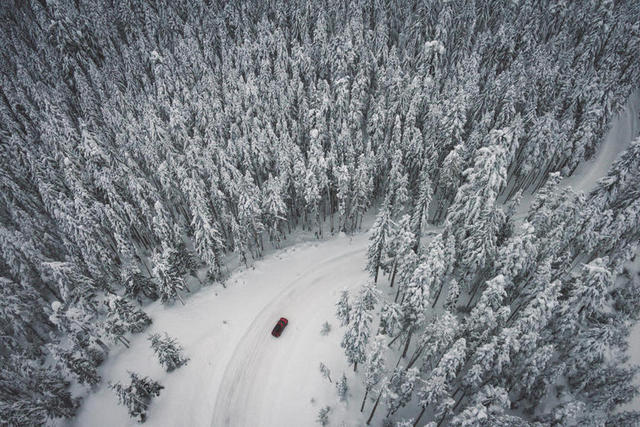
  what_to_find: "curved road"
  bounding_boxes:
[211,244,368,427]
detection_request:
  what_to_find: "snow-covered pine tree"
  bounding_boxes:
[262,174,287,246]
[152,245,190,305]
[384,366,419,417]
[168,242,201,283]
[152,200,178,249]
[378,302,403,337]
[435,143,466,222]
[148,333,189,372]
[122,267,159,303]
[444,279,460,312]
[359,280,381,311]
[444,138,509,283]
[106,296,152,334]
[336,289,351,327]
[0,276,45,352]
[341,296,372,372]
[0,354,80,425]
[49,344,101,386]
[398,261,432,356]
[320,322,332,336]
[413,338,467,425]
[49,301,109,363]
[450,385,521,426]
[319,362,332,383]
[361,335,386,412]
[387,147,409,217]
[336,373,349,402]
[383,215,417,289]
[367,204,393,283]
[410,311,459,373]
[110,372,163,423]
[410,165,433,249]
[316,406,330,426]
[102,296,151,348]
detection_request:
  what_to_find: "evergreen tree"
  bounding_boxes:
[336,289,351,327]
[316,406,330,426]
[122,268,159,303]
[367,205,393,283]
[49,344,101,386]
[110,372,163,423]
[378,302,403,337]
[341,297,372,372]
[336,373,349,402]
[104,296,152,334]
[320,362,332,383]
[361,335,386,412]
[320,322,332,336]
[384,367,419,417]
[0,354,80,425]
[383,215,417,288]
[148,333,189,372]
[153,246,190,305]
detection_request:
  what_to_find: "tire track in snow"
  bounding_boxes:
[211,244,367,427]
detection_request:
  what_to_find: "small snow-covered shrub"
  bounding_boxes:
[321,321,332,336]
[316,406,331,426]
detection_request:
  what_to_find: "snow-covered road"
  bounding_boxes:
[211,245,367,426]
[73,233,370,427]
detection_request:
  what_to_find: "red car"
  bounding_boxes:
[271,317,288,337]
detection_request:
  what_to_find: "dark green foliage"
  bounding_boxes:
[51,345,102,386]
[103,296,152,346]
[110,372,163,423]
[124,271,159,303]
[0,355,80,425]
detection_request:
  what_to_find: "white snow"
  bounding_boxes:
[72,91,640,427]
[73,233,371,427]
[563,90,640,193]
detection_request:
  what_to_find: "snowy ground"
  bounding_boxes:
[72,92,640,427]
[72,233,372,427]
[563,91,640,193]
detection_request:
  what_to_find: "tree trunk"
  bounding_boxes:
[402,331,413,358]
[389,260,397,288]
[407,343,426,370]
[140,256,153,277]
[432,281,445,308]
[387,333,402,348]
[360,387,369,412]
[413,406,426,427]
[465,281,481,310]
[436,409,449,427]
[452,391,466,412]
[366,387,383,425]
[394,282,402,302]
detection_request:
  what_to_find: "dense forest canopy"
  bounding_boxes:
[1,0,639,424]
